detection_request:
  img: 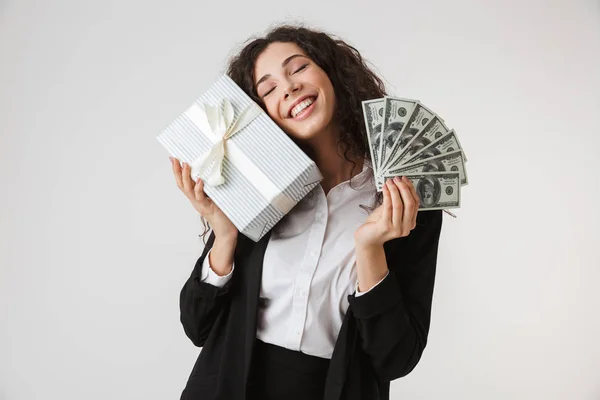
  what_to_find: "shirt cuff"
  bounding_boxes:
[354,270,389,297]
[200,249,235,287]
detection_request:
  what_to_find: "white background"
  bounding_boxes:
[1,0,599,399]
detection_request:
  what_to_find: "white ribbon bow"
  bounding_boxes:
[189,99,262,186]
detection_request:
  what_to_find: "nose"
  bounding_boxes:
[284,82,301,99]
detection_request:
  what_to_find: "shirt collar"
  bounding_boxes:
[349,157,374,188]
[311,157,375,196]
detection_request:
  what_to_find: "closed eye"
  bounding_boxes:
[293,64,308,74]
[261,64,308,98]
[262,87,276,98]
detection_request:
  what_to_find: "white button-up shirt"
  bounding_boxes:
[200,160,388,359]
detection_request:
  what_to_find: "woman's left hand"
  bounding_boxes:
[354,176,420,248]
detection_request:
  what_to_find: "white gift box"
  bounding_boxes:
[157,75,323,242]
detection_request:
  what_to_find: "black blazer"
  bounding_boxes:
[179,209,443,400]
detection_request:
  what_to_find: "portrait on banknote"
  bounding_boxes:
[417,176,441,208]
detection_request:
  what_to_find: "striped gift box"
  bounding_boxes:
[157,74,322,242]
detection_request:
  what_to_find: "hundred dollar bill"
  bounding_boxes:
[380,103,436,171]
[384,114,451,172]
[361,99,385,176]
[384,172,461,210]
[379,97,419,172]
[387,149,468,186]
[403,129,463,165]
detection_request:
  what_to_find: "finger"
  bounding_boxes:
[397,177,418,231]
[403,176,420,208]
[404,176,420,226]
[193,177,209,205]
[171,157,184,190]
[388,177,404,229]
[381,179,392,223]
[181,162,195,195]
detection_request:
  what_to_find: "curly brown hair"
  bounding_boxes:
[199,23,387,241]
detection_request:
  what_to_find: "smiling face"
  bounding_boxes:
[253,42,337,143]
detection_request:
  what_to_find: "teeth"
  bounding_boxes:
[291,97,315,118]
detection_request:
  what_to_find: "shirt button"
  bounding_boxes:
[311,251,317,258]
[295,330,300,335]
[299,290,305,296]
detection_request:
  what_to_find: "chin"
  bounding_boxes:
[289,115,334,141]
[288,124,326,142]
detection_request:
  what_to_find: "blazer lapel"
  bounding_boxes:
[242,231,272,384]
[324,304,358,400]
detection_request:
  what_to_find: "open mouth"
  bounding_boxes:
[289,96,317,119]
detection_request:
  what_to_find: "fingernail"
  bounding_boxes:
[394,176,401,182]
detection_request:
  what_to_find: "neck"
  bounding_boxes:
[299,128,364,195]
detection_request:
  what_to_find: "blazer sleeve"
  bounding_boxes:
[179,231,235,347]
[348,210,443,381]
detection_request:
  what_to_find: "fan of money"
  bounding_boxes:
[362,97,468,213]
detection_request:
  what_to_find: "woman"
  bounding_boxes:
[169,24,443,400]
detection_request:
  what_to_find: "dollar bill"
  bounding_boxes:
[403,129,463,165]
[380,103,436,171]
[383,172,461,210]
[361,99,385,176]
[387,149,468,186]
[379,97,418,172]
[384,114,451,173]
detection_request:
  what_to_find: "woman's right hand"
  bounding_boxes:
[170,157,239,242]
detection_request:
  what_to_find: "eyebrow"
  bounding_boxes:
[255,54,308,89]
